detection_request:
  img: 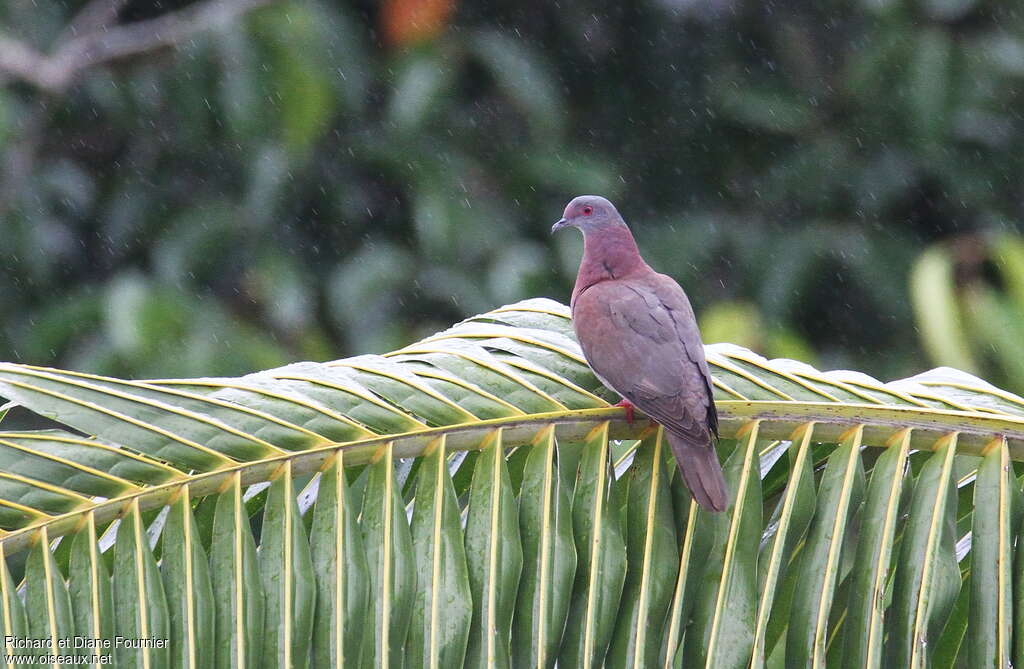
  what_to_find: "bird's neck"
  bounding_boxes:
[571,225,648,305]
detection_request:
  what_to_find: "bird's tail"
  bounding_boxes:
[666,432,729,512]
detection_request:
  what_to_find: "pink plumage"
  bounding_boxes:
[552,195,728,511]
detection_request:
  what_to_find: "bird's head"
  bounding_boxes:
[551,195,624,235]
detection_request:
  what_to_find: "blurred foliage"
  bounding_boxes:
[2,0,1024,383]
[911,232,1024,393]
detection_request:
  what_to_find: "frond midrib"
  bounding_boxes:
[1,398,1020,556]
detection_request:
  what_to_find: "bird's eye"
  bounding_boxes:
[582,206,593,216]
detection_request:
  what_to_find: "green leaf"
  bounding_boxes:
[0,365,251,471]
[468,31,563,139]
[886,435,962,668]
[967,438,1017,668]
[607,428,679,667]
[908,27,954,148]
[67,513,114,655]
[464,430,522,669]
[682,426,762,669]
[842,429,911,668]
[259,463,316,668]
[361,442,416,666]
[559,423,626,669]
[309,454,370,667]
[407,437,472,668]
[112,500,171,668]
[662,476,713,668]
[389,52,454,132]
[752,423,817,666]
[0,299,1023,665]
[0,430,180,488]
[251,3,336,152]
[933,560,972,669]
[24,527,74,660]
[966,288,1024,390]
[909,241,977,374]
[992,232,1024,308]
[707,425,762,667]
[713,78,817,134]
[787,428,866,669]
[209,474,264,668]
[0,544,29,666]
[160,487,214,669]
[1015,500,1024,667]
[512,426,576,668]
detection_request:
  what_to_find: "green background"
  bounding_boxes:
[2,0,1022,388]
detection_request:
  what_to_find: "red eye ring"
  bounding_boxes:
[582,206,593,216]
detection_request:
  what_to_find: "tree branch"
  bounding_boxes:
[0,0,274,92]
[58,0,131,43]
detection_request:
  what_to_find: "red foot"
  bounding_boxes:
[613,399,635,426]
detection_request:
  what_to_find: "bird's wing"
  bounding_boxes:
[647,272,719,437]
[572,274,717,441]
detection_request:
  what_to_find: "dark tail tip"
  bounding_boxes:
[666,432,729,512]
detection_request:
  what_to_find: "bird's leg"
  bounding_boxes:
[613,398,635,426]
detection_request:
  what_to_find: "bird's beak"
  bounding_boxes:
[551,218,569,234]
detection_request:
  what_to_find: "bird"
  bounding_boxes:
[552,195,729,511]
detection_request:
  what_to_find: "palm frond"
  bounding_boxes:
[0,298,1020,667]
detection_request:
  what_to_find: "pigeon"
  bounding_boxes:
[552,195,728,511]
